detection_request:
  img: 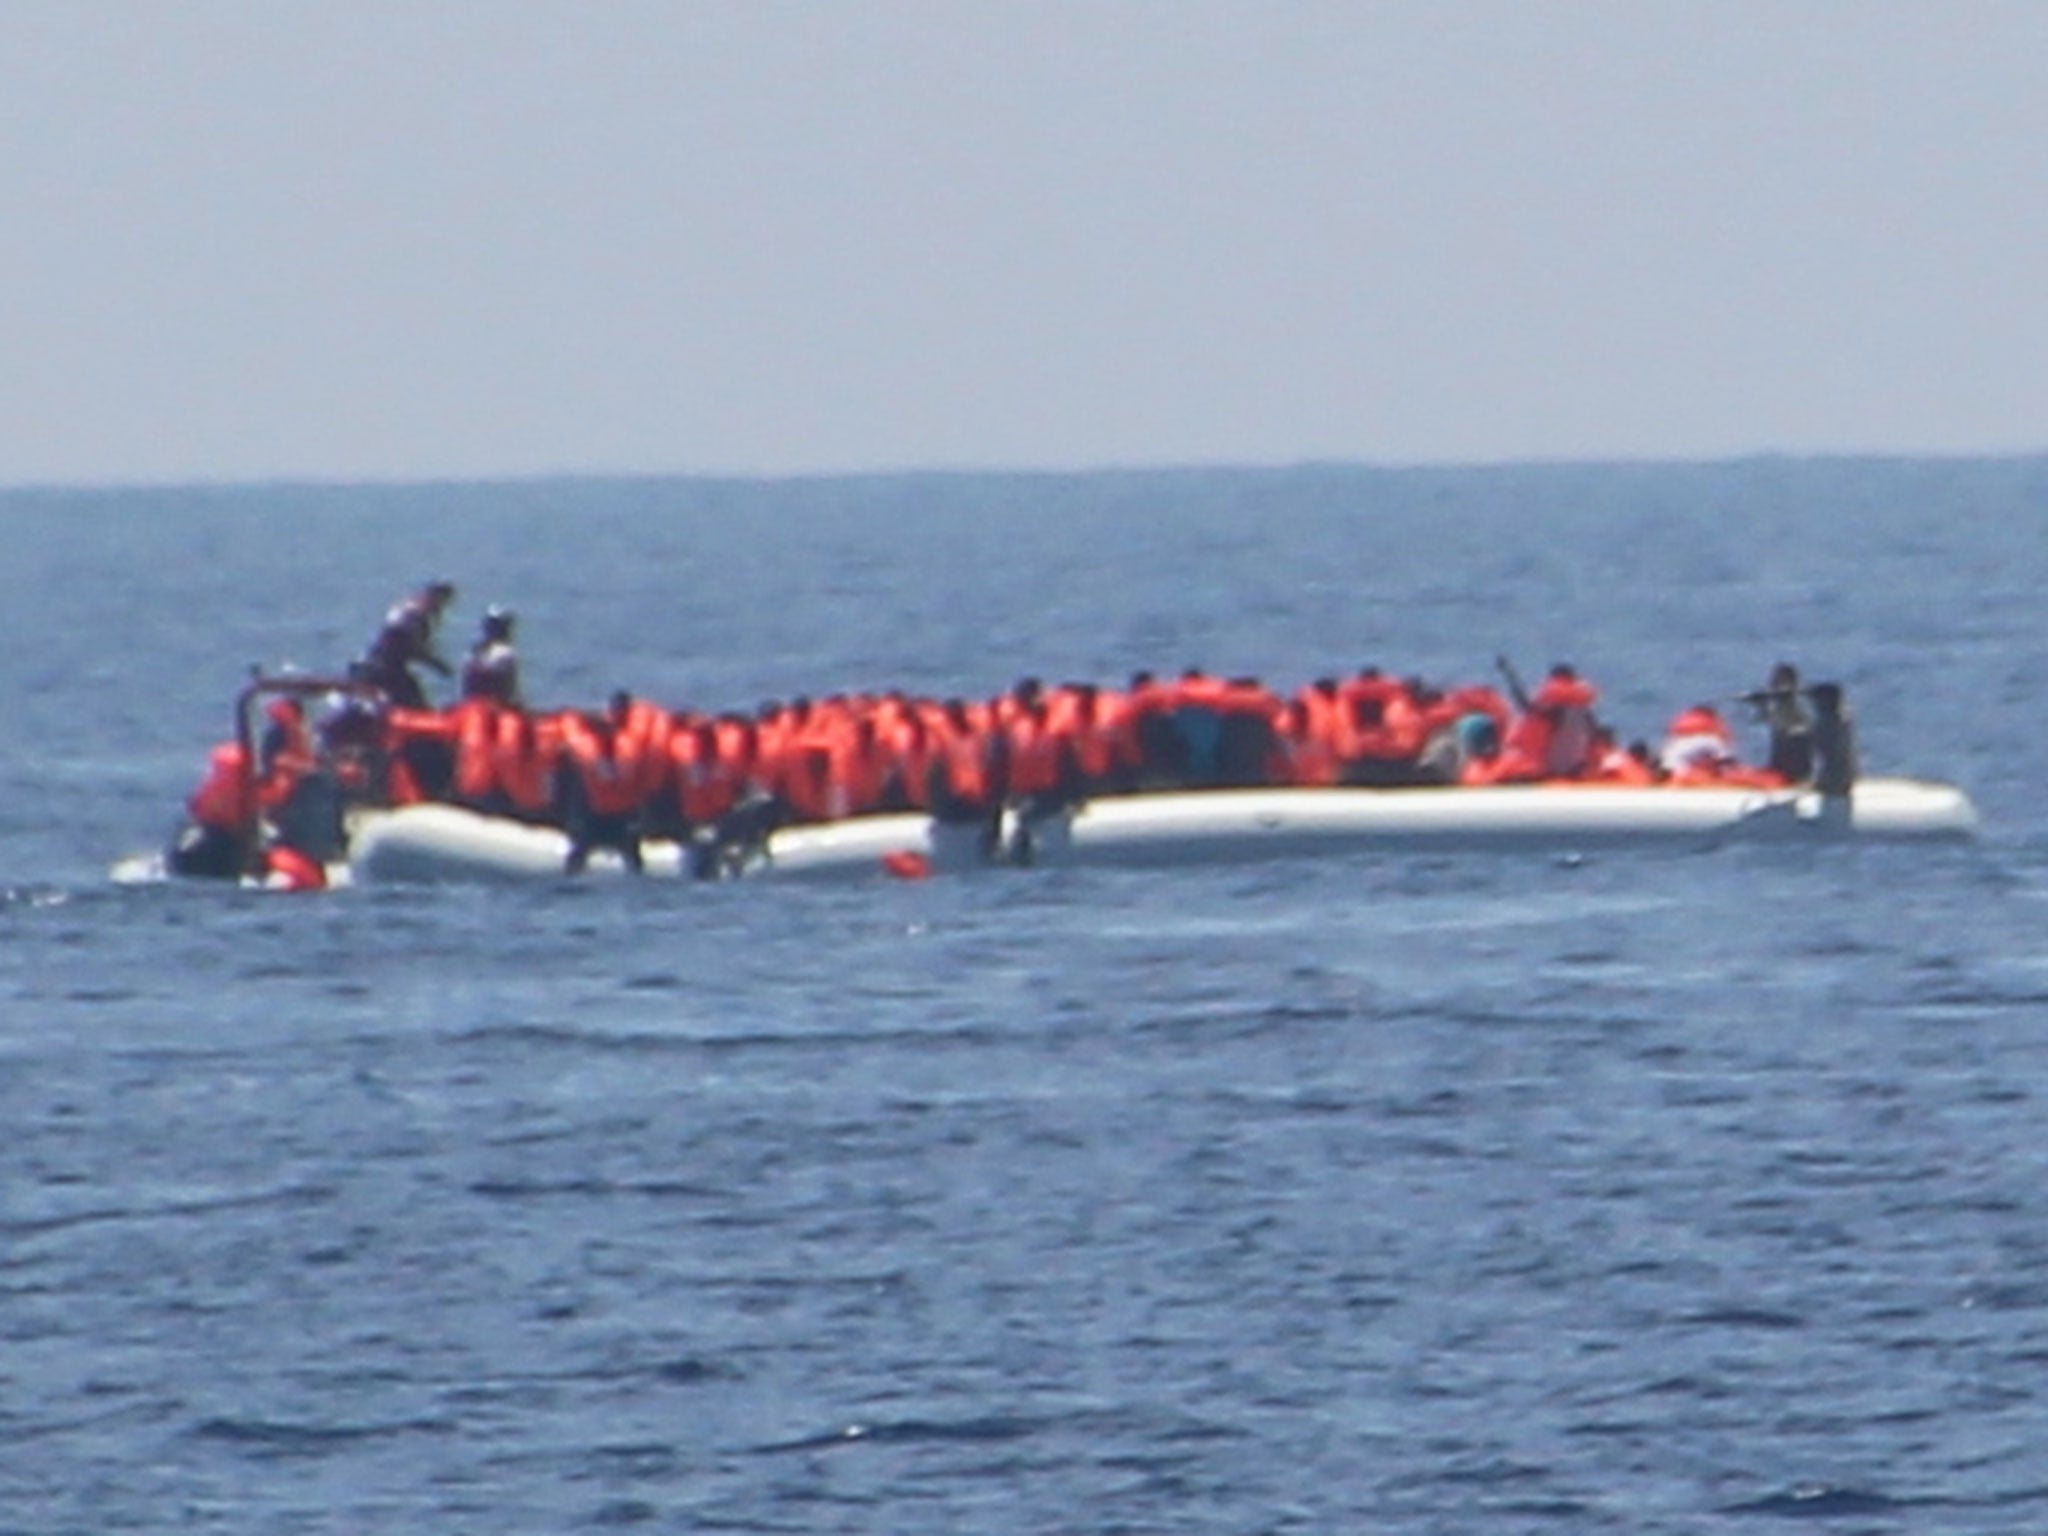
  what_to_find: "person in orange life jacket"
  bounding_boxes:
[754,696,832,825]
[927,698,997,825]
[257,697,318,809]
[1084,683,1145,792]
[665,717,738,830]
[383,704,458,803]
[460,605,523,708]
[1143,668,1227,786]
[316,693,391,805]
[1658,703,1740,781]
[258,695,349,864]
[1267,698,1342,787]
[1446,713,1516,785]
[168,739,259,878]
[449,696,510,813]
[1337,670,1428,786]
[877,705,935,812]
[991,696,1078,815]
[1589,726,1662,785]
[1496,663,1601,781]
[821,714,890,820]
[773,700,839,826]
[1296,677,1355,762]
[489,707,561,824]
[694,715,793,878]
[1117,671,1179,787]
[1208,676,1282,787]
[354,579,455,709]
[1047,682,1126,793]
[559,691,646,874]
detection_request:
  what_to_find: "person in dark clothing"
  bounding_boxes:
[354,580,456,708]
[1743,660,1815,782]
[1808,682,1857,799]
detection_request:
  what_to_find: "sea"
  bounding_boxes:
[3,457,2047,1534]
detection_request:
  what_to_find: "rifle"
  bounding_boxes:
[1494,655,1533,713]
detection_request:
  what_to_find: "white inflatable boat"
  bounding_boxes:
[343,776,1980,885]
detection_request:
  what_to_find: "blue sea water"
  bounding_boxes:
[3,458,2048,1533]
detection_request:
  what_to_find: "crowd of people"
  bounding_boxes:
[172,582,1855,883]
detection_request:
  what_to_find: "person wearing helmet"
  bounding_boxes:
[460,604,523,708]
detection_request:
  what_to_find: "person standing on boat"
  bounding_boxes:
[355,580,457,709]
[1742,661,1815,783]
[460,605,523,708]
[559,690,647,874]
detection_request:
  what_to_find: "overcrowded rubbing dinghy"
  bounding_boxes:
[122,588,1979,889]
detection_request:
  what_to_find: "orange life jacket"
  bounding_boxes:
[669,725,744,825]
[931,713,993,808]
[1002,710,1066,799]
[451,698,502,803]
[1269,705,1341,787]
[188,742,256,831]
[1590,744,1660,785]
[491,711,561,817]
[561,714,645,816]
[822,721,890,820]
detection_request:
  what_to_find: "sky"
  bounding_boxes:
[2,1,2043,486]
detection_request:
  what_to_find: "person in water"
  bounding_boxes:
[355,580,456,709]
[460,605,523,708]
[1743,661,1815,782]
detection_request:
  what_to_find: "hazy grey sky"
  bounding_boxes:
[3,2,2042,485]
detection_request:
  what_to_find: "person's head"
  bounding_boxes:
[482,605,515,639]
[1770,661,1800,691]
[425,580,456,608]
[1457,713,1500,759]
[607,689,632,724]
[1809,682,1843,716]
